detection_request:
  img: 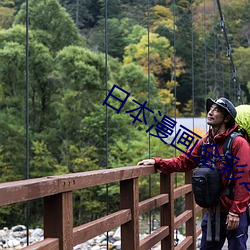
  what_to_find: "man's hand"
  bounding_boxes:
[226,213,240,230]
[137,159,155,166]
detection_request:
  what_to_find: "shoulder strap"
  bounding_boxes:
[222,132,242,199]
[223,131,242,158]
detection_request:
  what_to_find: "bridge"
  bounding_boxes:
[0,164,204,250]
[0,0,248,249]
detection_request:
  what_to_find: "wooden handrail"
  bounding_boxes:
[0,165,155,206]
[0,165,203,250]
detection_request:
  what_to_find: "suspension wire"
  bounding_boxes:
[76,0,79,27]
[217,27,223,96]
[172,0,179,245]
[25,0,30,245]
[191,1,195,130]
[190,0,197,243]
[222,52,225,96]
[172,0,177,185]
[216,0,242,104]
[203,0,209,134]
[228,64,231,100]
[218,14,226,97]
[104,0,109,247]
[233,70,236,103]
[213,0,217,96]
[219,33,225,96]
[147,0,152,234]
[203,0,207,99]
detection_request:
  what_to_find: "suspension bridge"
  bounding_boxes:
[0,0,248,249]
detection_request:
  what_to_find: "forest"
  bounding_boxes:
[0,0,249,228]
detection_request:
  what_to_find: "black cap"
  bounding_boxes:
[206,97,237,119]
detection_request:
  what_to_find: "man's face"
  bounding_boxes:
[207,104,226,127]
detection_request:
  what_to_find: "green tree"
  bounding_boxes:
[123,31,184,115]
[61,0,101,28]
[117,62,163,111]
[0,112,26,180]
[0,0,22,28]
[124,32,185,86]
[30,141,57,177]
[14,0,84,52]
[87,17,138,60]
[0,6,15,29]
[0,39,27,180]
[0,25,55,132]
[148,5,174,33]
[47,46,109,168]
[98,0,145,21]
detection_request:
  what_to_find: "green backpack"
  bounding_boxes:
[222,104,250,199]
[235,105,250,142]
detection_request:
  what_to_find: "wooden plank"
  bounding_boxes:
[0,165,156,206]
[139,194,169,215]
[185,172,196,250]
[175,236,193,250]
[120,178,140,250]
[195,204,203,213]
[196,225,202,237]
[174,210,192,229]
[174,184,192,199]
[161,173,174,250]
[140,226,169,250]
[22,238,59,250]
[44,192,73,250]
[0,177,59,206]
[73,209,131,245]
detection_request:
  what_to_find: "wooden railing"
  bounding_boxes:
[0,165,203,250]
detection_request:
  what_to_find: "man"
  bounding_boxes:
[138,97,250,250]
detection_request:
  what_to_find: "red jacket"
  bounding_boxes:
[154,124,250,216]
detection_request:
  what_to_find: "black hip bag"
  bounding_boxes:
[192,163,221,208]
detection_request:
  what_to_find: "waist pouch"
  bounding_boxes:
[192,164,221,208]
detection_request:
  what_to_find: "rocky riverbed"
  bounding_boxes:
[0,225,43,249]
[0,225,156,249]
[0,225,188,249]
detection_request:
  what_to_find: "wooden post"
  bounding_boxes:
[44,192,73,250]
[185,171,196,250]
[120,178,139,250]
[161,173,174,250]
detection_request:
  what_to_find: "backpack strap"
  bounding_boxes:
[223,132,242,159]
[206,204,221,242]
[222,132,242,199]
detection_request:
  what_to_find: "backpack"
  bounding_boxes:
[235,105,250,223]
[235,105,250,142]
